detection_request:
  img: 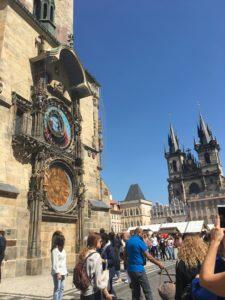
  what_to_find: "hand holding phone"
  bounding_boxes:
[218,205,225,228]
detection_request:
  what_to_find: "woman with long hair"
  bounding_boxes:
[51,231,67,300]
[79,233,112,300]
[175,234,208,300]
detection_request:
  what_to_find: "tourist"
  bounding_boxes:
[150,233,159,258]
[175,235,208,300]
[101,233,118,298]
[159,237,168,261]
[51,232,67,300]
[121,232,130,284]
[174,233,182,259]
[79,233,112,300]
[199,216,225,298]
[111,232,122,282]
[0,230,6,283]
[167,235,175,260]
[125,227,164,300]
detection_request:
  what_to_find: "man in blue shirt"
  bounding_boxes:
[126,227,164,300]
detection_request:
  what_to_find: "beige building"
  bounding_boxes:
[120,184,152,230]
[0,0,110,278]
[110,200,122,233]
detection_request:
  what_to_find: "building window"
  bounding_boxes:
[204,152,211,164]
[130,209,133,216]
[34,0,41,19]
[43,3,48,19]
[189,183,201,195]
[50,5,54,22]
[172,160,178,172]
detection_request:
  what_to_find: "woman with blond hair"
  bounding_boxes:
[175,234,208,300]
[78,233,112,300]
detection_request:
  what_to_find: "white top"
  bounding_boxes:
[81,250,108,296]
[167,239,174,247]
[152,237,158,247]
[51,248,67,276]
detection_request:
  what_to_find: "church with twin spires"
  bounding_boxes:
[165,115,225,203]
[151,115,225,224]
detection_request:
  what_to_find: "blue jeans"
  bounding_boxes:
[128,270,153,300]
[167,246,175,260]
[109,267,117,297]
[53,274,65,300]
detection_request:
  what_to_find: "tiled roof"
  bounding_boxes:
[124,184,146,202]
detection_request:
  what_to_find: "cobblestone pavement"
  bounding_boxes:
[0,261,175,300]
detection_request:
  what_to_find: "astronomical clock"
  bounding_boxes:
[40,96,81,220]
[11,46,90,266]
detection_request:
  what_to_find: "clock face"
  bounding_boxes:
[44,106,72,148]
[44,164,74,212]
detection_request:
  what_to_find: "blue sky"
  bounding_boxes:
[75,0,225,203]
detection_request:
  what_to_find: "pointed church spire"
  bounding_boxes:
[198,114,212,145]
[168,124,180,153]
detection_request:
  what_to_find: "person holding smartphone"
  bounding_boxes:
[200,215,225,297]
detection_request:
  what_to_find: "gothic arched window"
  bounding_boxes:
[172,160,178,172]
[34,0,55,26]
[50,5,54,22]
[204,152,211,164]
[43,3,48,19]
[189,183,201,195]
[34,0,41,19]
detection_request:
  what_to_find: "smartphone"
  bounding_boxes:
[218,205,225,228]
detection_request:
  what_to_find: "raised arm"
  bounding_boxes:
[200,216,225,297]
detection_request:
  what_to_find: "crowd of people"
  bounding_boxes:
[2,221,225,300]
[50,224,225,300]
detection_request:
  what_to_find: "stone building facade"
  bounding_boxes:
[163,116,225,224]
[0,0,110,278]
[120,184,152,230]
[110,200,122,233]
[151,199,187,224]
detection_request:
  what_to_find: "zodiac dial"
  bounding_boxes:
[44,164,74,212]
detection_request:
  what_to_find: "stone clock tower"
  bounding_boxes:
[0,0,110,278]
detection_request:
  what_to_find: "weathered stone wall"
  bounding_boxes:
[0,1,7,57]
[40,222,76,272]
[19,0,33,12]
[0,1,110,278]
[0,4,52,102]
[80,96,111,235]
[54,0,73,44]
[80,96,101,199]
[0,4,37,278]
